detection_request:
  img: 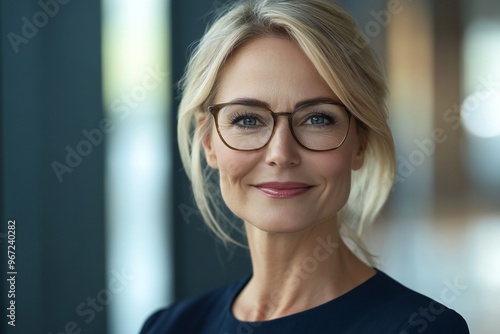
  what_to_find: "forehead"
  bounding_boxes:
[214,37,337,109]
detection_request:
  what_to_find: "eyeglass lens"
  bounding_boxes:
[214,103,350,151]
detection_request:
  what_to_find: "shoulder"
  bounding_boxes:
[356,270,470,333]
[139,277,248,334]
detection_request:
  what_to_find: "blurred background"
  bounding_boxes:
[1,0,499,333]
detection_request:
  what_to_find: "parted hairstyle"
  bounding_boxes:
[177,0,395,265]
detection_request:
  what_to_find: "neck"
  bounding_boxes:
[232,220,375,321]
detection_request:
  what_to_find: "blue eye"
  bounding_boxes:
[310,115,327,124]
[239,117,258,126]
[305,113,334,125]
[229,113,264,128]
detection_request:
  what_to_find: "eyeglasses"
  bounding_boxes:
[208,98,352,151]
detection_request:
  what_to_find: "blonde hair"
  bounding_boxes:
[177,0,395,265]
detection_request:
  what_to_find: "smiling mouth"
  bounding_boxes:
[254,182,313,199]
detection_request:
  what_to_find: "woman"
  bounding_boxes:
[141,0,469,333]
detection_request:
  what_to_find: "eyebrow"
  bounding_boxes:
[225,97,345,109]
[226,97,270,108]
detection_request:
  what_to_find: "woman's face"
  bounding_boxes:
[202,37,365,234]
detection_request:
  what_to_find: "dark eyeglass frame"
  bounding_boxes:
[208,98,353,152]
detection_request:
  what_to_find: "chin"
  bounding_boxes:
[245,217,326,235]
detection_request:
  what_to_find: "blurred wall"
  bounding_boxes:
[1,1,106,333]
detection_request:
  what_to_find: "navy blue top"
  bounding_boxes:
[140,270,469,334]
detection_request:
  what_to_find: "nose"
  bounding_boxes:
[264,116,301,167]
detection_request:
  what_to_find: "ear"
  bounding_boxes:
[351,124,367,171]
[351,143,365,170]
[198,114,219,169]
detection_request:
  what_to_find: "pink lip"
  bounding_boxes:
[254,182,313,199]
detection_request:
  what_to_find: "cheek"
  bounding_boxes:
[213,141,257,196]
[320,159,352,185]
[317,146,353,176]
[313,151,354,203]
